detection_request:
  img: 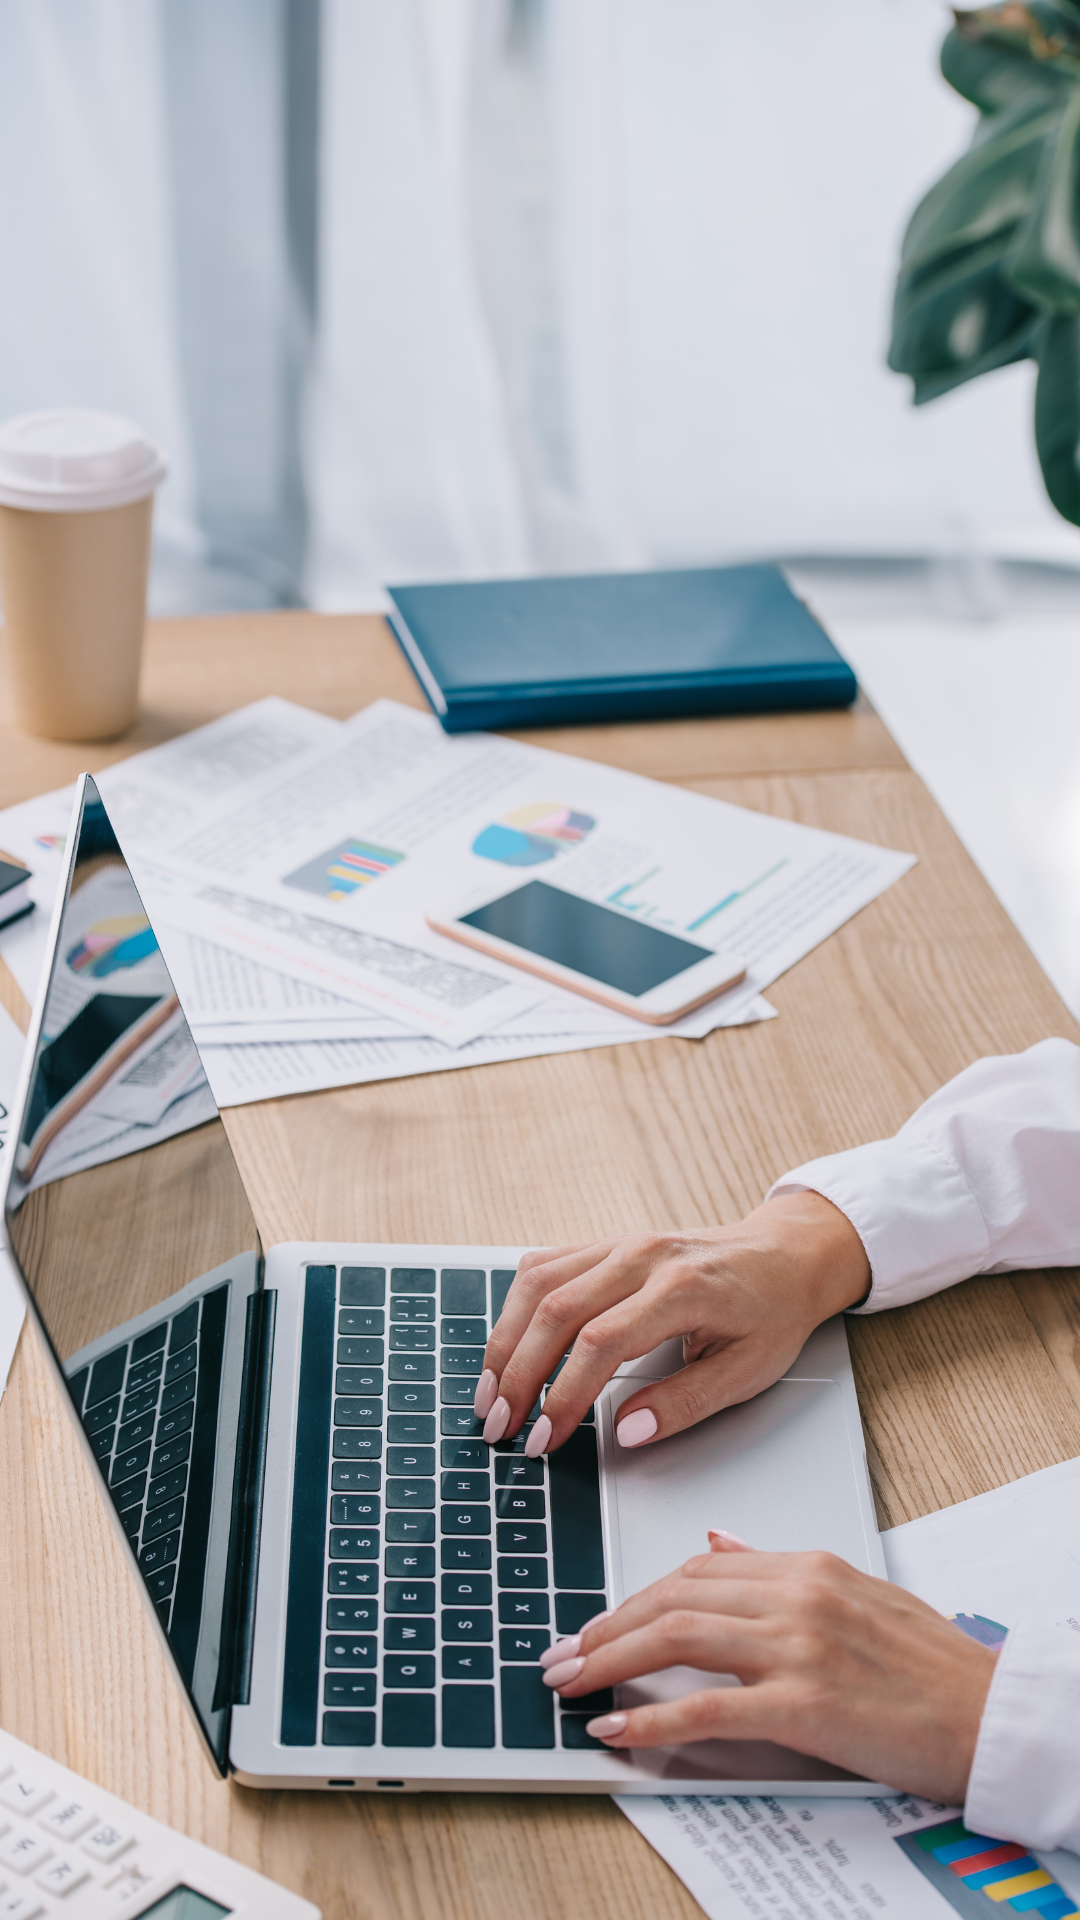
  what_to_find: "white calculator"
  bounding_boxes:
[0,1727,319,1920]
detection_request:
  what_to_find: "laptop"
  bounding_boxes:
[2,775,887,1795]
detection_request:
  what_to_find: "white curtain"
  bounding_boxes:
[0,0,1074,617]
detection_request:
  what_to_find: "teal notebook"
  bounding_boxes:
[386,564,856,733]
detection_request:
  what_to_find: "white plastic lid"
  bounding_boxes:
[0,409,167,512]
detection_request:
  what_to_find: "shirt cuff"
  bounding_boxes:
[966,1621,1080,1853]
[767,1135,989,1312]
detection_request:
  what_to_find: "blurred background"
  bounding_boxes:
[2,0,1080,1009]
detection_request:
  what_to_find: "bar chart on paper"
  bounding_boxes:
[606,858,791,932]
[897,1818,1079,1918]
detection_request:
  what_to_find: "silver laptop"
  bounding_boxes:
[2,775,886,1795]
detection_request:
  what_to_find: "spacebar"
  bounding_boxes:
[548,1424,605,1591]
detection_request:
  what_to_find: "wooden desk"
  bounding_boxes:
[1,613,1078,1920]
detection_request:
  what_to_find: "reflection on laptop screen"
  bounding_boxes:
[4,777,263,1770]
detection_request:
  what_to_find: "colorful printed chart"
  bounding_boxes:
[34,832,65,854]
[66,915,158,979]
[898,1818,1078,1918]
[472,803,595,867]
[283,837,405,902]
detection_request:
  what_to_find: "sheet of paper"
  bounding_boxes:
[617,1790,1080,1918]
[200,994,778,1106]
[138,699,915,1044]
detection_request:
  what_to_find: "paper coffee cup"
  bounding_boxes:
[0,409,167,741]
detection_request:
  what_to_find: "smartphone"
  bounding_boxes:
[427,876,746,1024]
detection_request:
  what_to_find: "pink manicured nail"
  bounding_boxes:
[540,1634,581,1669]
[525,1414,551,1458]
[616,1408,657,1448]
[543,1656,585,1690]
[474,1369,498,1419]
[586,1712,628,1740]
[483,1397,511,1444]
[708,1529,752,1551]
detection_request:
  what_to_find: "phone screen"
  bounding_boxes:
[460,879,713,996]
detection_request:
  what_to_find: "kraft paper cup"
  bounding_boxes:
[0,409,167,741]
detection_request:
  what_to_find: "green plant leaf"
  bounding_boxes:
[899,101,1058,277]
[1034,311,1080,520]
[943,9,1078,115]
[891,260,1038,400]
[1006,82,1080,301]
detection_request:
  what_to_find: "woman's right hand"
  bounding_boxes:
[474,1189,871,1455]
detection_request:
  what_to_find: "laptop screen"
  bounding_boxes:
[3,777,263,1771]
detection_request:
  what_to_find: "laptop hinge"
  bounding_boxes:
[214,1286,277,1712]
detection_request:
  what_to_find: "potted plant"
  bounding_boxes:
[889,2,1080,524]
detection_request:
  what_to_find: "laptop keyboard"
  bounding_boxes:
[65,1286,228,1652]
[280,1264,611,1755]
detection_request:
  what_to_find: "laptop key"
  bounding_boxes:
[147,1466,188,1510]
[325,1635,376,1667]
[382,1694,435,1747]
[386,1415,435,1445]
[386,1478,436,1509]
[441,1410,484,1437]
[335,1367,383,1396]
[498,1594,549,1625]
[440,1539,491,1570]
[169,1302,199,1352]
[386,1512,435,1544]
[330,1494,380,1525]
[131,1321,168,1362]
[90,1426,116,1460]
[441,1505,490,1535]
[494,1455,543,1485]
[440,1318,486,1345]
[149,1433,190,1478]
[84,1394,120,1436]
[440,1270,485,1313]
[121,1506,143,1540]
[385,1546,435,1577]
[440,1610,493,1642]
[322,1711,376,1746]
[499,1628,550,1662]
[120,1384,159,1423]
[391,1297,435,1323]
[334,1398,382,1427]
[549,1425,605,1591]
[440,1347,484,1377]
[490,1269,517,1320]
[337,1337,384,1364]
[328,1599,378,1630]
[383,1618,435,1651]
[111,1440,152,1484]
[153,1400,194,1446]
[387,1447,435,1475]
[126,1350,164,1393]
[496,1488,545,1518]
[441,1439,486,1469]
[340,1267,386,1307]
[389,1354,436,1382]
[329,1529,379,1560]
[143,1498,184,1543]
[560,1714,607,1750]
[331,1462,381,1491]
[333,1430,383,1459]
[383,1655,435,1689]
[338,1308,384,1335]
[324,1674,376,1708]
[500,1667,555,1748]
[144,1564,175,1602]
[442,1684,496,1748]
[497,1521,547,1555]
[391,1268,436,1294]
[383,1581,436,1613]
[164,1340,197,1384]
[498,1557,548,1589]
[442,1647,494,1680]
[440,1471,489,1501]
[439,1380,476,1406]
[390,1324,435,1351]
[139,1529,180,1574]
[555,1592,609,1636]
[111,1471,147,1512]
[442,1574,492,1606]
[388,1385,435,1412]
[87,1347,127,1408]
[159,1372,196,1415]
[328,1566,378,1595]
[567,1689,615,1714]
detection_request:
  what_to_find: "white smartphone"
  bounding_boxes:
[427,875,746,1024]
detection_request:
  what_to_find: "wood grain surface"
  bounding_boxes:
[1,610,1077,1920]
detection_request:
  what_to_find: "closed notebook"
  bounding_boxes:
[386,564,856,732]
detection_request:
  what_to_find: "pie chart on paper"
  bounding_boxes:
[472,803,596,867]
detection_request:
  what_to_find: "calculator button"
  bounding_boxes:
[81,1824,133,1865]
[0,1892,46,1918]
[35,1851,90,1895]
[102,1858,156,1905]
[39,1802,97,1842]
[0,1831,52,1873]
[0,1777,54,1818]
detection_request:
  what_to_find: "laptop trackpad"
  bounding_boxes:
[598,1373,870,1783]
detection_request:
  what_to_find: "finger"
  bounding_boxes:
[585,1682,785,1750]
[708,1530,752,1552]
[546,1612,766,1695]
[482,1240,622,1375]
[574,1554,817,1654]
[611,1336,803,1450]
[491,1243,668,1437]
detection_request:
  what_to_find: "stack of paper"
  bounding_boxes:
[0,695,915,1108]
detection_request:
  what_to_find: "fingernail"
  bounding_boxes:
[483,1397,511,1444]
[616,1408,658,1448]
[586,1712,628,1740]
[540,1634,581,1669]
[543,1656,585,1690]
[525,1414,551,1458]
[708,1529,751,1551]
[474,1369,498,1419]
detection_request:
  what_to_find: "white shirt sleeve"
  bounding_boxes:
[766,1036,1080,1313]
[768,1037,1080,1848]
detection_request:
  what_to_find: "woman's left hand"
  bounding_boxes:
[541,1538,996,1801]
